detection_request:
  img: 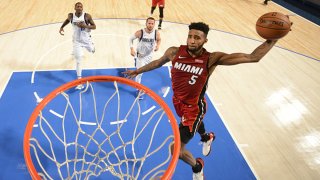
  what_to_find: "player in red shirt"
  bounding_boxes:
[150,0,165,29]
[124,22,281,179]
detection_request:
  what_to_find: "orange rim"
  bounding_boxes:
[23,76,180,180]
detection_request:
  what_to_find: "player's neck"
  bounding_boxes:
[145,28,153,33]
[187,48,204,58]
[75,12,82,17]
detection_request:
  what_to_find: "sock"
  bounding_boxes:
[200,133,210,142]
[151,7,156,15]
[159,19,163,27]
[192,161,203,173]
[76,61,82,79]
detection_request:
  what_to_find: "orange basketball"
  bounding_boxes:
[256,12,291,40]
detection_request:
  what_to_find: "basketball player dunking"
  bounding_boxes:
[124,22,286,179]
[59,2,96,90]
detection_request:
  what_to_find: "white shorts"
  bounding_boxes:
[73,38,95,61]
[135,54,153,68]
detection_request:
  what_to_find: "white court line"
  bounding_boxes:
[167,66,171,78]
[142,106,156,115]
[162,87,170,98]
[0,71,13,100]
[31,33,130,84]
[31,39,71,84]
[33,124,38,128]
[79,121,97,126]
[49,109,64,119]
[239,144,249,147]
[110,119,127,125]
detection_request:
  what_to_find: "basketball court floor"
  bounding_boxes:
[0,0,319,179]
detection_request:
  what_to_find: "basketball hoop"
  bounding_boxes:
[24,76,180,179]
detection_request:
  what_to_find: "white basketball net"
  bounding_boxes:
[28,80,175,179]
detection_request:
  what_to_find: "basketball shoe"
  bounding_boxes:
[201,132,215,156]
[192,158,204,180]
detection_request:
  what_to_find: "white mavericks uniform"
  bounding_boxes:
[135,28,157,83]
[71,12,95,78]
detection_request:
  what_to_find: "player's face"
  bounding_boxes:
[74,3,83,14]
[146,19,155,31]
[187,29,208,53]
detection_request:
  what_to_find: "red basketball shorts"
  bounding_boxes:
[152,0,165,7]
[173,96,207,132]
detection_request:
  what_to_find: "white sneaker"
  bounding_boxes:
[75,84,84,90]
[202,132,215,156]
[193,158,204,180]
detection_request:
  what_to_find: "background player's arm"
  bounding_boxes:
[123,46,178,78]
[59,13,72,35]
[211,39,278,66]
[129,30,142,56]
[154,31,161,51]
[78,13,96,29]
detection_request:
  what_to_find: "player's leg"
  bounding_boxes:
[83,36,95,53]
[172,98,204,179]
[196,98,215,156]
[134,56,145,99]
[134,57,143,84]
[73,43,84,90]
[158,6,164,29]
[157,0,165,29]
[179,125,204,180]
[73,42,83,79]
[151,0,157,16]
[135,55,151,83]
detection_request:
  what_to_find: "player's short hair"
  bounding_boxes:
[75,2,83,7]
[189,22,210,36]
[146,17,156,22]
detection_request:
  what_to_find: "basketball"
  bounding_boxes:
[256,12,291,40]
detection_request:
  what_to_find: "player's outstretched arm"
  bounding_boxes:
[214,39,278,65]
[123,47,178,79]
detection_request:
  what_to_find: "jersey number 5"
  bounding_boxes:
[189,75,198,85]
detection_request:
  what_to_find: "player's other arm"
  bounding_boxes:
[129,30,142,56]
[59,13,72,35]
[215,40,278,65]
[154,31,161,51]
[123,47,178,78]
[84,14,96,30]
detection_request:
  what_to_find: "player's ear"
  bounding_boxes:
[204,38,208,44]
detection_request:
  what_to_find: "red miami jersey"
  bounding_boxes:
[171,45,210,105]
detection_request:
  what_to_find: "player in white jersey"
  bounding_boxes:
[129,17,161,98]
[59,2,96,89]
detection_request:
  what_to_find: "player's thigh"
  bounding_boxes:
[83,42,95,53]
[152,0,158,7]
[73,42,83,57]
[179,123,194,144]
[159,0,165,7]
